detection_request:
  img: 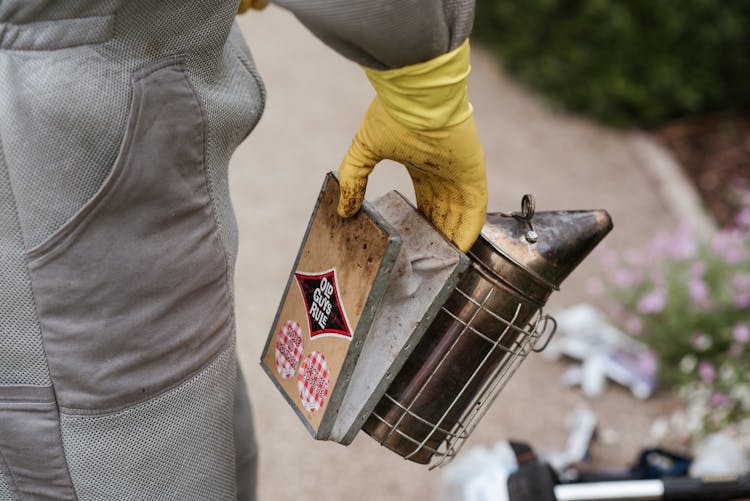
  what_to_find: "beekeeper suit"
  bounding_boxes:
[0,0,486,499]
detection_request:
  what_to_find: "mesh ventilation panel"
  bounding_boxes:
[60,347,238,501]
[0,468,12,501]
[0,140,50,386]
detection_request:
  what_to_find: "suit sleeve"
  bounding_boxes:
[270,0,475,69]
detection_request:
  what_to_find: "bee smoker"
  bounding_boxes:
[361,195,613,467]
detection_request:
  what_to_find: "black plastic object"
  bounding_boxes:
[662,475,750,500]
[631,448,692,479]
[507,442,558,501]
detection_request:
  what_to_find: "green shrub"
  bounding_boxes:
[473,0,750,127]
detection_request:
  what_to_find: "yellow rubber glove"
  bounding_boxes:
[337,39,487,252]
[238,0,268,13]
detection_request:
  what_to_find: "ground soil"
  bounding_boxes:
[655,113,750,227]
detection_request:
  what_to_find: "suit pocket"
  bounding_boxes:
[26,56,234,412]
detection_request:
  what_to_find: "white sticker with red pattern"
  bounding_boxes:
[274,320,304,380]
[297,351,330,412]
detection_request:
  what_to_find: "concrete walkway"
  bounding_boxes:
[231,7,697,500]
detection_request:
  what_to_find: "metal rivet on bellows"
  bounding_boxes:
[525,230,538,243]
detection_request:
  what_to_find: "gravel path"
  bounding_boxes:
[230,7,695,499]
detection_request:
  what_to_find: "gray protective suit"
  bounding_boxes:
[0,1,472,499]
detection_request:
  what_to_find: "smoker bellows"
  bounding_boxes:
[262,173,612,467]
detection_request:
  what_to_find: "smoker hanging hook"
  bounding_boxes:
[499,194,538,243]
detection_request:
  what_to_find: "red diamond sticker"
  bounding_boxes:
[294,268,352,340]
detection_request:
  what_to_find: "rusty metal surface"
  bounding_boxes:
[329,191,470,445]
[476,208,614,292]
[363,196,613,465]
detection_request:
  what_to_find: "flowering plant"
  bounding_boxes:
[590,184,750,443]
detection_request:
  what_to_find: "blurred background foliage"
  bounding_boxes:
[473,0,750,127]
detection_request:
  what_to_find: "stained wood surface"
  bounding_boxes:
[262,174,396,435]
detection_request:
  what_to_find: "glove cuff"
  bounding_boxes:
[363,39,473,131]
[238,0,268,14]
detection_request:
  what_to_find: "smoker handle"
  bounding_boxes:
[553,476,750,501]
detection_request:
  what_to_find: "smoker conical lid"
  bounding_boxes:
[469,198,613,299]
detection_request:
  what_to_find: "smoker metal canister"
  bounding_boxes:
[361,196,613,465]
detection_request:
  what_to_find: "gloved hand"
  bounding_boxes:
[238,0,268,13]
[337,39,487,253]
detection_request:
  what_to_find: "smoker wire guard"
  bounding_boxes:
[364,194,561,469]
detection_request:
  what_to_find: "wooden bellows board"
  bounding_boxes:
[261,173,468,443]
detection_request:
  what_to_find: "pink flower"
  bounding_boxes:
[733,273,750,293]
[637,288,667,314]
[639,351,658,373]
[649,268,665,288]
[698,362,715,383]
[612,268,643,288]
[692,332,712,351]
[690,261,707,278]
[733,293,750,309]
[733,323,750,344]
[710,392,729,407]
[711,230,746,265]
[669,224,697,260]
[648,230,673,257]
[687,278,710,308]
[625,315,643,336]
